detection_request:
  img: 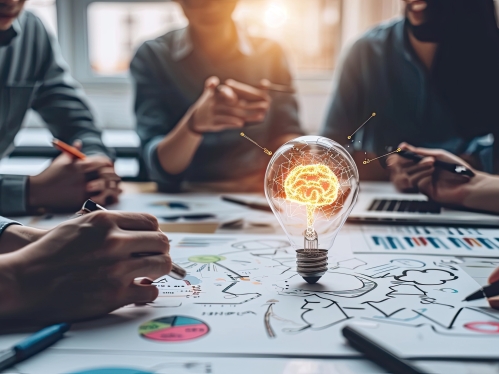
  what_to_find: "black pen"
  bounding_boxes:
[0,323,70,371]
[222,196,272,212]
[463,281,499,302]
[342,325,424,374]
[78,200,186,280]
[398,149,475,177]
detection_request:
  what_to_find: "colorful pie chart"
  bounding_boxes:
[139,316,209,342]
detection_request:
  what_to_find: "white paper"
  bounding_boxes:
[5,351,384,374]
[348,225,499,257]
[0,234,488,359]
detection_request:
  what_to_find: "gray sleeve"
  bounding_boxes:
[130,43,185,191]
[0,175,28,216]
[321,40,366,147]
[29,15,114,159]
[0,215,21,237]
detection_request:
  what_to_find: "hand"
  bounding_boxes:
[386,143,473,193]
[0,211,171,324]
[28,141,122,212]
[0,225,46,254]
[189,76,270,134]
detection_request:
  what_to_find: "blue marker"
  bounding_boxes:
[0,323,71,371]
[477,238,494,249]
[427,237,440,249]
[404,237,414,247]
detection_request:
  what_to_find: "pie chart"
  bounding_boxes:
[139,316,209,342]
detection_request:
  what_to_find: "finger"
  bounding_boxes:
[213,115,244,127]
[111,230,170,258]
[488,267,499,284]
[214,104,247,118]
[79,158,113,173]
[407,167,435,188]
[386,154,416,169]
[224,79,270,101]
[121,255,173,281]
[237,100,270,111]
[86,179,106,193]
[124,284,159,305]
[97,211,159,231]
[99,167,121,180]
[391,173,412,192]
[404,157,434,176]
[259,78,271,90]
[488,296,499,310]
[216,85,238,105]
[205,76,220,90]
[416,175,435,197]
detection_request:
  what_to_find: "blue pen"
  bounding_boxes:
[0,323,70,371]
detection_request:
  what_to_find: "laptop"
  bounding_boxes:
[349,182,499,227]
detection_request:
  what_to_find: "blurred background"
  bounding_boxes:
[14,0,499,179]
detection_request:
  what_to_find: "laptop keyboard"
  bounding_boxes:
[368,199,441,214]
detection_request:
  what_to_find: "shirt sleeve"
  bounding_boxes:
[0,215,21,237]
[130,42,188,192]
[321,40,366,147]
[266,43,304,143]
[28,15,114,159]
[0,175,28,216]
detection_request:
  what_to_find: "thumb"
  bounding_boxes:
[205,76,220,91]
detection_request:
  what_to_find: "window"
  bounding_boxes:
[88,2,187,76]
[83,0,340,79]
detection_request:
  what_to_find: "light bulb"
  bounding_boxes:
[264,136,359,284]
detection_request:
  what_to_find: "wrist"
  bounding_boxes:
[0,253,24,319]
[27,175,45,211]
[0,225,46,254]
[185,107,205,137]
[462,172,499,213]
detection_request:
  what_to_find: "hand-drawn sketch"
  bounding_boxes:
[359,259,426,278]
[394,269,458,285]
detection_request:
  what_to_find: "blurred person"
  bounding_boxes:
[322,0,499,186]
[0,211,172,327]
[131,0,303,193]
[0,0,121,216]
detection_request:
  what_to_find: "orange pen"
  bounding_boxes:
[52,138,86,160]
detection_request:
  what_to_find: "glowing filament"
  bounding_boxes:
[284,164,339,234]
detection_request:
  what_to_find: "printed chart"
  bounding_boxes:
[139,316,209,342]
[350,225,499,257]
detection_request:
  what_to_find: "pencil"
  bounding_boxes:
[52,138,86,160]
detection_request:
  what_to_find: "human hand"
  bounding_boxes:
[386,143,472,193]
[487,268,499,309]
[0,225,46,254]
[0,211,171,324]
[189,76,270,134]
[28,141,121,212]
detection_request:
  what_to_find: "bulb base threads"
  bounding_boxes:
[296,248,328,284]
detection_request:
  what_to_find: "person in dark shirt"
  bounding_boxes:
[130,0,303,193]
[322,0,499,189]
[0,0,121,216]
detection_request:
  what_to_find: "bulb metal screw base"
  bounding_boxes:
[296,249,328,284]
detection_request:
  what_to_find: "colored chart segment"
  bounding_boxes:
[140,316,209,342]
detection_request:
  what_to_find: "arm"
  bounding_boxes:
[29,17,112,158]
[0,217,45,255]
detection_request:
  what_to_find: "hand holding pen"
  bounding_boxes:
[0,208,173,326]
[27,139,121,213]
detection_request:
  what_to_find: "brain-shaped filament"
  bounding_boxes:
[284,164,339,232]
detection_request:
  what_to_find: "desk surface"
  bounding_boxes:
[4,183,499,374]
